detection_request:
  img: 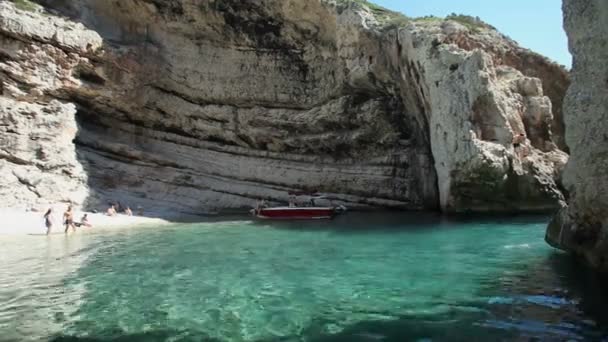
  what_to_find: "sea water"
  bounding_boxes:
[0,213,607,341]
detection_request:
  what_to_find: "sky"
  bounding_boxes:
[372,0,571,67]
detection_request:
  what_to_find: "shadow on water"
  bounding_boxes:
[547,252,608,327]
[48,315,508,342]
[50,331,221,342]
[53,299,608,342]
[49,313,514,342]
[248,211,442,233]
[442,212,551,225]
[303,253,608,342]
[249,211,550,234]
[302,316,511,342]
[469,250,608,340]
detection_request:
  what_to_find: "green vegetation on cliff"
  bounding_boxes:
[445,13,495,32]
[11,0,37,12]
[336,1,493,32]
[336,0,410,29]
[412,14,494,33]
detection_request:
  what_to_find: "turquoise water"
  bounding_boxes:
[1,213,607,341]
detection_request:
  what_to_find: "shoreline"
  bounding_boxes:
[0,208,173,236]
[0,206,556,236]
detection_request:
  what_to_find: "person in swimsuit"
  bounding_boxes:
[80,214,92,227]
[63,205,76,234]
[43,208,53,235]
[125,206,133,216]
[106,205,117,216]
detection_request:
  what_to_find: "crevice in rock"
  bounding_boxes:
[13,171,42,198]
[0,151,33,166]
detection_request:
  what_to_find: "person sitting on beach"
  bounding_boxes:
[43,208,53,235]
[63,205,76,234]
[106,205,117,217]
[125,206,133,216]
[79,214,92,228]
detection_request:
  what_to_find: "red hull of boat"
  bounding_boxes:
[256,207,335,220]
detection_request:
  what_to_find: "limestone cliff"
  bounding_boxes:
[546,0,608,271]
[0,0,569,216]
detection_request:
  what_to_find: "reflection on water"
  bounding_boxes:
[0,234,97,341]
[0,213,607,341]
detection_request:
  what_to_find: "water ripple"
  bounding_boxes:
[0,214,607,341]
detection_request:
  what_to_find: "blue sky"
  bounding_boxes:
[373,0,571,67]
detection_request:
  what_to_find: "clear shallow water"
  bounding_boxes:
[1,213,607,342]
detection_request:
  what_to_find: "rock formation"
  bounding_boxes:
[0,0,569,216]
[546,0,608,271]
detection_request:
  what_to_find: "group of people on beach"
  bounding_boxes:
[43,205,91,235]
[42,201,139,235]
[105,202,134,217]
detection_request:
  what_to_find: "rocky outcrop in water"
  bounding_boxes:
[0,0,569,216]
[546,0,608,271]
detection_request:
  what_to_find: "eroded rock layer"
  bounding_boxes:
[546,0,608,271]
[0,0,568,216]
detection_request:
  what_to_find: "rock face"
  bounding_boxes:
[0,2,102,208]
[546,0,608,271]
[0,0,568,216]
[398,20,568,212]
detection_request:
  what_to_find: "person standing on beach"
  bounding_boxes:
[63,205,76,234]
[43,209,53,235]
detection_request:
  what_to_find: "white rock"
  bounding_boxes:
[546,0,608,271]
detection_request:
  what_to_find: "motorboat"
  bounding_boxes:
[254,206,340,220]
[251,192,347,220]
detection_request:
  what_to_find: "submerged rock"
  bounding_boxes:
[0,0,569,215]
[546,0,608,271]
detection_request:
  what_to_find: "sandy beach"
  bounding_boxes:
[0,208,172,236]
